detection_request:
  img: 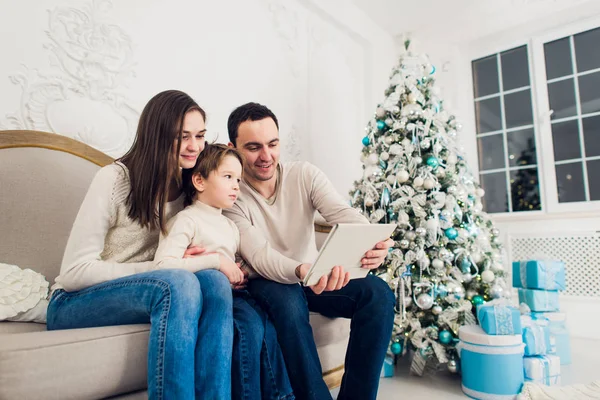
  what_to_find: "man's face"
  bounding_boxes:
[234,118,280,182]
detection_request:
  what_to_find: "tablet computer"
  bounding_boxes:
[303,223,397,287]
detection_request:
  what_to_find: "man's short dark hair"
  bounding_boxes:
[227,102,279,147]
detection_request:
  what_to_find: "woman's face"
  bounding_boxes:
[178,110,206,169]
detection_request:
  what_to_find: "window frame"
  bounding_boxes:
[469,39,546,216]
[467,16,600,217]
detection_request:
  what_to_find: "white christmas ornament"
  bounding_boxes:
[423,179,435,190]
[368,153,379,165]
[376,107,386,118]
[413,177,424,187]
[476,188,485,197]
[396,170,410,183]
[380,152,390,161]
[387,175,397,185]
[389,144,403,155]
[481,270,495,283]
[447,154,458,165]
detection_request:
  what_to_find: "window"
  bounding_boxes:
[471,18,600,214]
[472,45,541,213]
[544,27,600,204]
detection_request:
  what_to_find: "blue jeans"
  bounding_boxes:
[248,275,395,400]
[47,269,233,400]
[232,290,294,400]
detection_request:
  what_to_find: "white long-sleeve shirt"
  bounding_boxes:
[55,163,184,292]
[154,201,239,271]
[223,161,368,284]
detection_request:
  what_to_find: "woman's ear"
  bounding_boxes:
[192,173,205,193]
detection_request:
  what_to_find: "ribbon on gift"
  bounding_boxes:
[477,299,515,335]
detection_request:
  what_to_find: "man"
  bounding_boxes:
[223,102,395,400]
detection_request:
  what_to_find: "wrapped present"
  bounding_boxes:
[531,312,571,365]
[457,325,525,399]
[512,260,566,291]
[477,301,522,335]
[380,355,394,378]
[524,355,561,386]
[518,289,559,312]
[521,315,551,356]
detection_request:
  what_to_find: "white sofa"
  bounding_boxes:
[0,130,349,400]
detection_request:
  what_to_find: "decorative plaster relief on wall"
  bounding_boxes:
[0,0,139,157]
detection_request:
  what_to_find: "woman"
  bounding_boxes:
[47,90,232,399]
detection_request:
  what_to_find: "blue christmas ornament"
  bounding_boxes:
[426,157,439,169]
[460,258,471,273]
[430,65,436,75]
[472,295,485,307]
[439,330,452,344]
[445,228,458,240]
[391,341,403,355]
[377,120,386,130]
[436,284,448,298]
[362,136,370,146]
[381,187,391,208]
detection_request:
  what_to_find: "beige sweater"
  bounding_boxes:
[55,163,185,292]
[154,201,239,270]
[223,161,368,284]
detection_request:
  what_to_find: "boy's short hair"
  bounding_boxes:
[182,143,244,206]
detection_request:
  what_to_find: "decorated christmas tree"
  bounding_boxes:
[350,40,510,375]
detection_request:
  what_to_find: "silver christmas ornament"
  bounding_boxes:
[399,239,410,249]
[432,305,443,315]
[490,284,504,299]
[447,359,459,373]
[416,227,427,237]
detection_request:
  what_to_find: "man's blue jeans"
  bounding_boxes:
[247,274,395,400]
[232,290,294,400]
[47,269,233,399]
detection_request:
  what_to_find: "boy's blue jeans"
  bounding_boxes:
[232,290,294,400]
[47,269,233,400]
[247,274,396,400]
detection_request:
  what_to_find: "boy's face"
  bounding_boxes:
[194,155,242,209]
[234,117,280,183]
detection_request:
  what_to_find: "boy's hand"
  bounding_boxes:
[219,255,244,285]
[361,238,393,269]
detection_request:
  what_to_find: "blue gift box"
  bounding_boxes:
[524,355,561,386]
[521,315,551,356]
[531,312,571,365]
[477,302,522,335]
[380,355,394,378]
[458,325,524,399]
[512,260,566,291]
[518,289,560,312]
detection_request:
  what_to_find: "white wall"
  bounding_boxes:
[408,1,600,339]
[0,0,396,197]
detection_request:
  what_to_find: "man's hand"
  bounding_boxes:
[183,246,207,258]
[296,264,350,295]
[361,238,394,270]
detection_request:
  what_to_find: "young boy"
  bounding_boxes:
[154,144,293,400]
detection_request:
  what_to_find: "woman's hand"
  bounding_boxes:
[183,246,207,258]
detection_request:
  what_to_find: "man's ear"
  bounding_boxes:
[227,142,235,148]
[192,173,205,193]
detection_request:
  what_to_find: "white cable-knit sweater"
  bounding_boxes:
[54,162,185,292]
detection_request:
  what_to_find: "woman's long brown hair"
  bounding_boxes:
[119,90,205,233]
